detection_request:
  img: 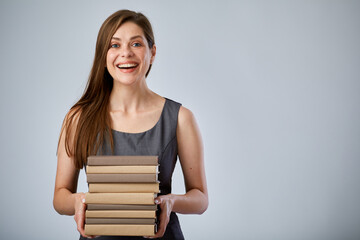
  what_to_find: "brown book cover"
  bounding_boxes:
[86,210,156,218]
[85,218,155,224]
[89,183,160,193]
[87,173,158,183]
[84,224,156,236]
[86,204,157,211]
[85,193,156,205]
[87,156,158,166]
[86,165,159,174]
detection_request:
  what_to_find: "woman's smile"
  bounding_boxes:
[116,61,139,73]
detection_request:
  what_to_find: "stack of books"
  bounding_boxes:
[84,155,159,236]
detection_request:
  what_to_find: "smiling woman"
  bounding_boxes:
[106,22,156,87]
[53,9,208,240]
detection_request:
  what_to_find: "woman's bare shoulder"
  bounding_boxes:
[178,105,197,127]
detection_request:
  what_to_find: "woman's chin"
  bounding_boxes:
[113,77,142,87]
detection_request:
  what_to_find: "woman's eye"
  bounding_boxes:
[110,43,119,48]
[132,42,142,47]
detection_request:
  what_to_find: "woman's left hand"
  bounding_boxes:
[145,194,174,239]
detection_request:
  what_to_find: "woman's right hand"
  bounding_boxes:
[74,192,95,239]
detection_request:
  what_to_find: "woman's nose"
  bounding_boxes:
[120,45,134,58]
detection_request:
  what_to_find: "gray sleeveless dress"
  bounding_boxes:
[80,98,185,240]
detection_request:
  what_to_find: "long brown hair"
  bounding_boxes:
[58,10,155,169]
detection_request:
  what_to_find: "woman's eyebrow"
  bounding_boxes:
[111,35,143,41]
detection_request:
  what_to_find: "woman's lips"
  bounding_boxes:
[116,63,139,73]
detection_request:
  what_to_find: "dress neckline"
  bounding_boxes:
[111,98,167,135]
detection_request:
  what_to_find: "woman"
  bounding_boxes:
[53,9,208,239]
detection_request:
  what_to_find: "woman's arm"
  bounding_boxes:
[53,110,92,238]
[150,106,208,238]
[172,106,208,213]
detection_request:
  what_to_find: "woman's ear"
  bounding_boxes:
[150,45,156,64]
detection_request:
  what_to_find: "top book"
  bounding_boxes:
[87,156,159,166]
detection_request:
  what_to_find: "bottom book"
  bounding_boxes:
[84,224,156,236]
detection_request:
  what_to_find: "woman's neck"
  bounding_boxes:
[109,80,155,113]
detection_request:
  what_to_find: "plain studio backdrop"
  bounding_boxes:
[0,0,359,239]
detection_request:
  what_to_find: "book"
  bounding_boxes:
[85,218,156,224]
[86,165,159,174]
[89,183,160,193]
[85,192,157,205]
[84,224,156,236]
[84,155,159,236]
[87,173,158,183]
[87,156,158,166]
[86,204,157,211]
[86,210,156,218]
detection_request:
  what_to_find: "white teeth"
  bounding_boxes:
[117,63,137,68]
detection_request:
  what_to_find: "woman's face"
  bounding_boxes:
[106,21,155,86]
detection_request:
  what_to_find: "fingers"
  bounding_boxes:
[145,196,170,238]
[156,204,170,238]
[74,194,94,238]
[74,204,87,238]
[154,197,161,205]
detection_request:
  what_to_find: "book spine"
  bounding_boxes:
[86,204,157,211]
[85,193,157,205]
[85,218,156,224]
[86,165,158,174]
[85,210,156,218]
[84,224,156,236]
[89,183,160,193]
[87,155,158,166]
[87,173,158,183]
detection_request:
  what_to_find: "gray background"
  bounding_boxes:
[0,0,359,239]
